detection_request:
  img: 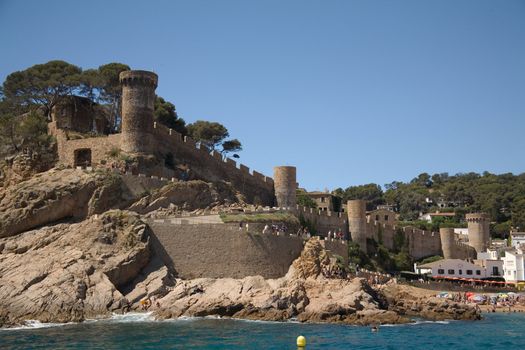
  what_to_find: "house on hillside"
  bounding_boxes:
[419,211,456,223]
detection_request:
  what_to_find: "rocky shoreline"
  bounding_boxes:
[0,169,481,328]
[0,216,480,328]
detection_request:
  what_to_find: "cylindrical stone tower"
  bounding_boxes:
[347,200,368,253]
[119,70,158,154]
[273,166,297,208]
[466,213,490,254]
[439,227,456,259]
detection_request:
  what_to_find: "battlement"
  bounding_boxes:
[465,213,489,223]
[149,121,275,203]
[119,70,158,88]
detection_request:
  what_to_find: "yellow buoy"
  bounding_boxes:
[296,335,306,347]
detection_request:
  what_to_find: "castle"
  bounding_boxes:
[49,70,490,265]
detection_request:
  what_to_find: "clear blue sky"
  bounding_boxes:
[1,0,524,191]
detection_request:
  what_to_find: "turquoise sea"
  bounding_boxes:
[1,312,523,349]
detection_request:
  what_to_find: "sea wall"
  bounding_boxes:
[147,220,305,279]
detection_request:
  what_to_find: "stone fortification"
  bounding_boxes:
[347,200,483,260]
[273,166,297,208]
[292,205,348,238]
[347,200,368,252]
[119,70,158,154]
[466,213,490,254]
[402,226,442,260]
[148,220,305,279]
[147,122,275,205]
[439,228,477,259]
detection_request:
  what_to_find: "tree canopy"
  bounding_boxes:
[1,60,244,157]
[187,120,242,155]
[153,96,187,135]
[2,60,82,120]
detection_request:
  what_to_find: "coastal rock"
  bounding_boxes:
[0,169,126,238]
[0,210,151,326]
[381,284,481,321]
[127,180,240,214]
[0,205,481,328]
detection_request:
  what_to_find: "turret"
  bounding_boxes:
[466,213,490,254]
[439,227,456,259]
[273,166,296,208]
[347,200,368,253]
[119,70,158,154]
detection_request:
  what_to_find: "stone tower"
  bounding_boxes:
[119,70,158,154]
[439,227,456,259]
[466,213,490,254]
[347,200,368,253]
[273,166,297,208]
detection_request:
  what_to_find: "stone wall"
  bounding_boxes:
[146,122,275,205]
[403,227,442,260]
[51,120,275,206]
[321,239,349,265]
[148,220,305,279]
[50,122,121,167]
[292,206,349,238]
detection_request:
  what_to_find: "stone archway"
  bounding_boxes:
[74,148,92,167]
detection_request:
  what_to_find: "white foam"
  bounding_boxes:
[108,312,155,323]
[2,320,72,331]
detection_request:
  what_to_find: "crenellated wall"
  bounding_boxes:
[402,226,442,260]
[146,122,275,205]
[292,205,349,238]
[51,120,276,206]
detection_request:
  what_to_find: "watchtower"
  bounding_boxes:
[466,213,490,254]
[439,227,456,259]
[119,70,158,154]
[347,200,368,253]
[273,166,297,208]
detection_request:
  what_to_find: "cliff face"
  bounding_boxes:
[0,210,152,326]
[0,169,124,238]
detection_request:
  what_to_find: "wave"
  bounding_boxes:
[83,312,156,324]
[380,320,450,327]
[1,320,74,331]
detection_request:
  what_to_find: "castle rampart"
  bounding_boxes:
[292,205,348,237]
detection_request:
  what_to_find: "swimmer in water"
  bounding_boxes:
[371,325,379,332]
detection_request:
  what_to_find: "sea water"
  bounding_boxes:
[1,312,524,349]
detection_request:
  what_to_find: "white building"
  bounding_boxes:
[418,211,456,223]
[502,249,525,282]
[510,232,525,249]
[477,249,499,260]
[415,259,502,279]
[454,228,469,236]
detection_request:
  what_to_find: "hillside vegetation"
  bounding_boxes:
[334,172,525,237]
